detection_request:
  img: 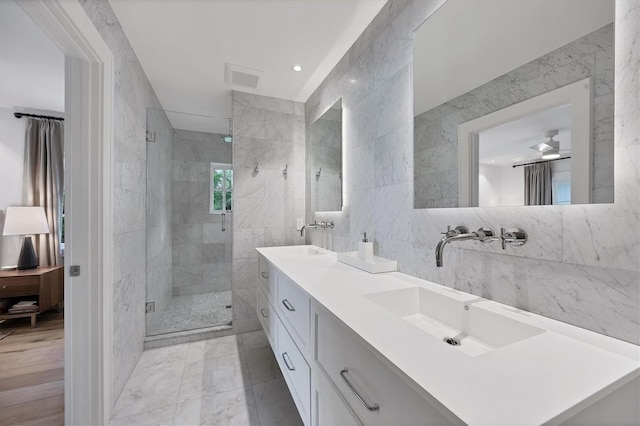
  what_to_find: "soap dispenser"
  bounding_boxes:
[358,232,374,262]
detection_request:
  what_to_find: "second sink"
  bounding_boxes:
[364,287,544,357]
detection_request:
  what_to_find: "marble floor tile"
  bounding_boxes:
[135,342,190,371]
[253,378,303,426]
[113,362,184,419]
[241,331,282,384]
[148,291,233,336]
[108,405,176,425]
[114,331,302,426]
[173,387,259,426]
[178,352,251,402]
[186,334,243,363]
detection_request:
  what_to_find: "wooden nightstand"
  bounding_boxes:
[0,266,64,327]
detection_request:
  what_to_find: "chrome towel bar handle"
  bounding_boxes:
[282,299,295,311]
[340,368,379,412]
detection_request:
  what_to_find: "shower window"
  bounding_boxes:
[210,163,233,213]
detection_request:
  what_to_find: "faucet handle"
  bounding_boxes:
[441,225,468,237]
[500,227,527,249]
[476,227,496,243]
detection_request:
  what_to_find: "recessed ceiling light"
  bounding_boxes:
[292,65,302,72]
[490,160,495,163]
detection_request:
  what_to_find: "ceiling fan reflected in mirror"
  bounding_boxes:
[529,130,564,160]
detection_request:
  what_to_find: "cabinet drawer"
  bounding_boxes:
[277,321,311,425]
[315,307,453,425]
[257,286,277,346]
[313,366,361,426]
[258,255,277,304]
[0,276,39,298]
[277,273,310,351]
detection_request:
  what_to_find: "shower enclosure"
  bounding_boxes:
[145,108,233,338]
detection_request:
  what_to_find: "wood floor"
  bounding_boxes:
[0,311,64,425]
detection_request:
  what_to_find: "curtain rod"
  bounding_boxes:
[14,112,64,121]
[512,156,571,168]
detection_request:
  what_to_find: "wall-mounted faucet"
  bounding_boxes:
[318,221,334,230]
[300,221,334,237]
[435,225,527,267]
[300,221,319,237]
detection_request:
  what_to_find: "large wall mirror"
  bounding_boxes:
[310,99,343,212]
[413,0,614,208]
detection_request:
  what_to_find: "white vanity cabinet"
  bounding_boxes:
[257,253,456,426]
[256,247,640,426]
[312,302,455,426]
[256,254,312,426]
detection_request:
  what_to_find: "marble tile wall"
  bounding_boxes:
[145,109,174,334]
[306,0,639,344]
[172,130,232,298]
[80,0,168,402]
[414,23,615,208]
[231,91,306,334]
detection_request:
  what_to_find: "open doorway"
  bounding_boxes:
[0,1,66,423]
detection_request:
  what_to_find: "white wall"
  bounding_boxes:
[0,107,26,267]
[479,164,524,207]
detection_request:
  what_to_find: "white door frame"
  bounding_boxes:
[17,0,114,424]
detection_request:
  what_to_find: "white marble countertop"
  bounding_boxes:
[256,245,640,425]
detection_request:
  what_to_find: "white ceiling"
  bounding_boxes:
[109,0,386,133]
[414,0,614,117]
[0,0,65,114]
[478,104,571,166]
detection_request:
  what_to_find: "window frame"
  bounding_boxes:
[209,162,233,214]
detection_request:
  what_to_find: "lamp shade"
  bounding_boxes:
[2,206,50,236]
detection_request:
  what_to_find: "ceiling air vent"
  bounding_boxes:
[224,63,263,89]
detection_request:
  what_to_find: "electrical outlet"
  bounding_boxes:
[296,218,304,231]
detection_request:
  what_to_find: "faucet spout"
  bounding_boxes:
[435,226,479,267]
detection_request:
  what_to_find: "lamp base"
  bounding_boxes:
[17,236,38,270]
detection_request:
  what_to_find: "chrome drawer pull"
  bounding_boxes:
[281,299,295,312]
[282,352,295,371]
[340,368,379,412]
[261,272,268,279]
[260,308,269,318]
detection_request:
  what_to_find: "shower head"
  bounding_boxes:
[221,118,233,143]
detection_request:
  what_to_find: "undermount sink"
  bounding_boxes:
[305,247,331,256]
[364,287,544,356]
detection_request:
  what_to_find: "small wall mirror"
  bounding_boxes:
[310,99,343,212]
[413,0,614,208]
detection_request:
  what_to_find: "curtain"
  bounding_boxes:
[524,162,552,206]
[23,118,64,266]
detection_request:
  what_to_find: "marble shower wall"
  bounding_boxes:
[306,0,639,344]
[80,0,168,401]
[145,109,173,334]
[172,129,232,297]
[231,91,306,334]
[414,23,615,208]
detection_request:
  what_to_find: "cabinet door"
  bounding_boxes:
[257,286,277,347]
[313,367,362,426]
[258,254,277,304]
[0,276,39,298]
[315,305,454,425]
[276,321,311,426]
[277,273,310,353]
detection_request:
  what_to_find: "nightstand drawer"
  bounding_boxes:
[0,276,39,297]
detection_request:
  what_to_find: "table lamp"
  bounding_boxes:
[2,206,50,270]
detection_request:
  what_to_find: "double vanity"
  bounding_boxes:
[255,245,639,425]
